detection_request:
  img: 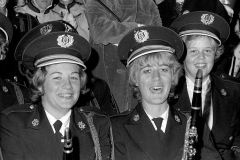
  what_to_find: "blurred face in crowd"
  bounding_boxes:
[60,0,73,5]
[32,0,52,10]
[134,53,173,108]
[183,35,218,82]
[40,63,81,117]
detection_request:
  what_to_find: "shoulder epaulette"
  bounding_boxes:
[5,79,29,88]
[2,103,35,115]
[219,73,240,84]
[110,109,132,118]
[78,106,108,117]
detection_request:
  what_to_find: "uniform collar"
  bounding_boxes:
[129,103,182,125]
[28,1,52,14]
[211,73,228,97]
[145,106,169,132]
[45,109,71,135]
[58,1,76,10]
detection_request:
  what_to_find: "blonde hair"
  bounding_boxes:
[181,35,223,60]
[30,65,87,103]
[128,52,182,101]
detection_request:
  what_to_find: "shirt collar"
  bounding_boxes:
[45,109,71,134]
[145,105,169,132]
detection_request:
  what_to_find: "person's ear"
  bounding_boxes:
[0,0,7,8]
[38,86,44,95]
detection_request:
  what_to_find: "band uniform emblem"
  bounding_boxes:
[133,114,140,122]
[32,119,39,126]
[174,115,180,122]
[134,30,149,43]
[30,105,34,109]
[2,86,8,93]
[221,89,227,96]
[201,14,214,25]
[40,24,53,35]
[78,121,86,130]
[57,34,74,48]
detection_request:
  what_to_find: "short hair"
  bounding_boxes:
[128,52,182,101]
[30,65,87,103]
[181,35,223,60]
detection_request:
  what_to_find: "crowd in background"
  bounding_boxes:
[0,0,240,159]
[0,0,239,113]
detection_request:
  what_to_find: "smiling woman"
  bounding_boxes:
[110,26,188,160]
[0,24,112,160]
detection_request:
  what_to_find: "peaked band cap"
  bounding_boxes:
[14,20,77,61]
[0,13,13,42]
[170,11,230,45]
[118,26,184,67]
[22,31,90,71]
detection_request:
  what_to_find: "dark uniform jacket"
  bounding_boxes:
[0,103,112,160]
[172,73,240,160]
[111,103,187,160]
[0,77,31,112]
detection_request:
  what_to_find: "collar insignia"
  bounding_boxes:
[32,119,39,126]
[2,86,8,93]
[221,89,227,96]
[133,114,140,122]
[40,24,53,35]
[78,121,86,130]
[57,34,74,48]
[134,30,149,43]
[201,14,214,25]
[174,115,180,122]
[30,105,34,109]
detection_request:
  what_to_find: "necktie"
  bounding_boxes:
[54,120,63,149]
[152,117,164,136]
[202,84,212,124]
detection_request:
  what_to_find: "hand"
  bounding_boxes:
[63,12,78,29]
[137,24,145,27]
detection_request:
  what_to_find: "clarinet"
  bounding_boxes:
[63,127,74,160]
[182,69,203,160]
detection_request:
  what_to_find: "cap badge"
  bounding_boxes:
[133,114,140,122]
[57,34,74,48]
[134,30,149,43]
[174,115,180,123]
[40,24,53,35]
[32,119,39,126]
[78,121,86,130]
[201,14,214,25]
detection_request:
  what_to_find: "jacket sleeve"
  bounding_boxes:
[85,0,162,45]
[110,118,128,160]
[94,114,112,159]
[0,113,24,160]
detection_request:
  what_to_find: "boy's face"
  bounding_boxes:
[184,36,217,82]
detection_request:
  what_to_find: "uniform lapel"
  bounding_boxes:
[124,104,158,160]
[211,75,234,142]
[160,108,186,160]
[70,107,93,160]
[173,77,192,113]
[21,104,62,160]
